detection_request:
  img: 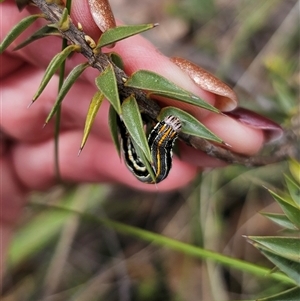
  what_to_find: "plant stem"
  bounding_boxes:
[29,0,296,167]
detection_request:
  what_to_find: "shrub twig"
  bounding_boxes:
[29,0,297,166]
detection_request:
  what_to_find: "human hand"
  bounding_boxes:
[0,0,281,280]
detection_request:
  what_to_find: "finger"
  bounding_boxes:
[12,130,198,191]
[4,0,216,117]
[70,0,216,118]
[0,65,112,142]
[2,1,267,158]
[0,156,27,280]
[178,113,265,165]
[1,53,264,156]
[201,113,264,155]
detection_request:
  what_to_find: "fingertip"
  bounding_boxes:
[202,114,265,155]
[12,131,196,192]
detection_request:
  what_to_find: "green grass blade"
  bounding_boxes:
[34,205,296,285]
[17,203,296,285]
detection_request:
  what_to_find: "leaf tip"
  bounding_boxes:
[27,100,34,108]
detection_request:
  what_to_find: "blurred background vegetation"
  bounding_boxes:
[2,0,299,300]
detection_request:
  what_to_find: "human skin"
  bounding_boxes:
[1,0,267,281]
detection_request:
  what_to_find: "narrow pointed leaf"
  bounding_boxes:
[33,44,81,102]
[248,236,300,262]
[268,189,300,228]
[159,106,223,143]
[121,95,152,163]
[95,63,121,114]
[45,62,90,124]
[108,105,121,157]
[257,247,300,285]
[96,23,158,49]
[14,25,60,51]
[125,70,220,113]
[257,287,300,301]
[80,91,105,150]
[261,213,298,230]
[0,14,43,53]
[285,175,300,207]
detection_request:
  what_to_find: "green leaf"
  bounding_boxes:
[261,213,298,230]
[8,185,108,267]
[80,91,105,150]
[285,175,300,207]
[289,159,300,184]
[0,14,43,53]
[257,247,300,285]
[268,189,300,228]
[108,105,121,157]
[18,203,295,285]
[130,137,156,183]
[95,63,121,114]
[257,286,300,301]
[125,70,220,114]
[32,44,81,102]
[109,52,125,70]
[159,106,223,143]
[95,23,158,50]
[44,62,90,124]
[14,25,60,51]
[248,236,300,262]
[121,95,152,163]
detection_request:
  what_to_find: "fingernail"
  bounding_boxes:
[88,0,116,33]
[225,107,283,142]
[171,57,238,112]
